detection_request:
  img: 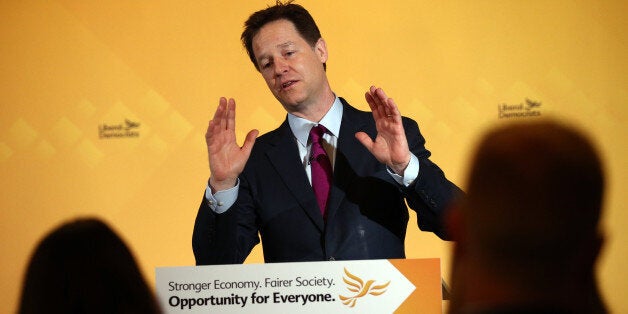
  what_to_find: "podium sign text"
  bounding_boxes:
[155,258,441,313]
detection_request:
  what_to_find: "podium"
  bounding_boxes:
[156,258,443,314]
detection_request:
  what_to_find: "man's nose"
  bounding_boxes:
[274,58,289,76]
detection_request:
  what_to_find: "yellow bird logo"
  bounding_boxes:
[339,267,391,307]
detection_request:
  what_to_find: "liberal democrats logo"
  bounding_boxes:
[98,119,141,139]
[498,98,542,119]
[339,268,390,308]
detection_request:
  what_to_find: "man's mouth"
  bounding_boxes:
[281,80,297,89]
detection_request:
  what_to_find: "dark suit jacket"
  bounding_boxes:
[193,98,462,264]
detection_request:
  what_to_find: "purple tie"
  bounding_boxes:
[309,125,333,219]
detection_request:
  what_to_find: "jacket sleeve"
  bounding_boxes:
[400,117,464,240]
[192,177,260,265]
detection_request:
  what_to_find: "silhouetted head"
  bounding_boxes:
[447,119,607,313]
[19,217,161,314]
[461,119,605,274]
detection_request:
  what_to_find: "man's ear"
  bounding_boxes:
[445,203,464,242]
[587,232,605,268]
[314,38,328,64]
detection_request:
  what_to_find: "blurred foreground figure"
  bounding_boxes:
[447,119,607,314]
[19,217,161,314]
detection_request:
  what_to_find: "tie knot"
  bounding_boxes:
[309,125,327,144]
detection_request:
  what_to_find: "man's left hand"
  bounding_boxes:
[355,85,411,176]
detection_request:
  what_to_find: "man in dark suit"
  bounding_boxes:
[193,1,462,265]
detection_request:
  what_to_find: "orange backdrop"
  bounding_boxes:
[1,1,626,312]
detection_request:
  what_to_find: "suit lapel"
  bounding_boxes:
[265,120,325,232]
[325,99,372,224]
[262,101,375,231]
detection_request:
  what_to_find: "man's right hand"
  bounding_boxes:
[206,97,258,193]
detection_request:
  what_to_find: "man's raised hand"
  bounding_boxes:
[355,86,411,175]
[206,97,258,192]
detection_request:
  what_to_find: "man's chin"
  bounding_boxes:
[277,96,306,109]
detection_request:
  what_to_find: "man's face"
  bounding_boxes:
[252,19,328,111]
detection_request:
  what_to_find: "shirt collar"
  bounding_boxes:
[288,97,343,146]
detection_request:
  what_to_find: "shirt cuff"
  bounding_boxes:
[388,153,419,187]
[204,178,239,214]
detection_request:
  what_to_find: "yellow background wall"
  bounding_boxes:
[1,0,626,312]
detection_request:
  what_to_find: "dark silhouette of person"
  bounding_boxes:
[447,119,607,314]
[18,217,161,314]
